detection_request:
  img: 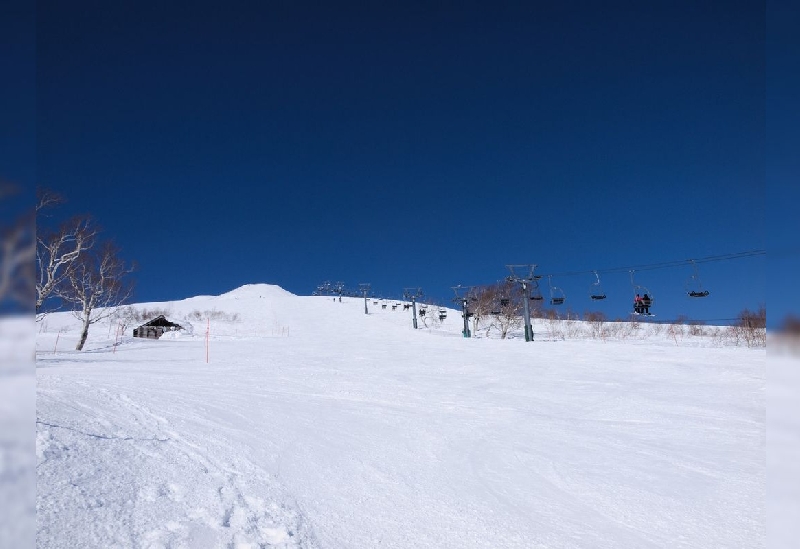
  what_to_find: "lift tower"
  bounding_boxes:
[403,287,424,329]
[451,285,475,338]
[506,265,541,342]
[359,283,371,314]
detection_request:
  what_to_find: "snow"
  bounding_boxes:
[33,284,765,548]
[0,318,35,547]
[767,341,800,549]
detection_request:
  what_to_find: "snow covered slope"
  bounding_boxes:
[35,284,765,548]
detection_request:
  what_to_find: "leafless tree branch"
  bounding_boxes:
[36,215,99,319]
[58,241,135,350]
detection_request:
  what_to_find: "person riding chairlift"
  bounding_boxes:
[634,294,644,314]
[641,294,652,315]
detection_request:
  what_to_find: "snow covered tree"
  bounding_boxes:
[489,280,523,339]
[59,241,134,351]
[36,188,98,319]
[466,285,495,336]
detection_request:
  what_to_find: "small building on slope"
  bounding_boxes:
[133,315,183,339]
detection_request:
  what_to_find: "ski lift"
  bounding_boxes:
[438,308,448,321]
[548,275,566,306]
[491,301,501,315]
[686,260,710,298]
[629,270,654,315]
[589,271,607,300]
[529,278,544,301]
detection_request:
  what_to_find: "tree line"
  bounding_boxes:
[450,281,768,346]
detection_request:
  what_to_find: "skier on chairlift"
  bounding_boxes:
[641,294,652,315]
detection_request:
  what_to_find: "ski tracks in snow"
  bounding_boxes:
[36,384,317,549]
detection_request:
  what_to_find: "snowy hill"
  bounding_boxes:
[35,284,765,548]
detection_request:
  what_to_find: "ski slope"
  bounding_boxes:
[35,284,765,548]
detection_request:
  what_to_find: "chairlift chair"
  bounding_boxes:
[529,279,544,301]
[491,304,501,315]
[630,270,655,315]
[686,260,710,298]
[548,275,566,306]
[589,271,607,300]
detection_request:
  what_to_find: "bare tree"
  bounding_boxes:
[59,241,134,351]
[584,310,607,339]
[36,187,64,213]
[36,188,98,319]
[781,315,800,336]
[467,285,495,336]
[730,305,767,348]
[488,280,523,339]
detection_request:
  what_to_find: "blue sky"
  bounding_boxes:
[31,1,779,325]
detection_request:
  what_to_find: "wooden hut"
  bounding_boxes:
[133,315,183,339]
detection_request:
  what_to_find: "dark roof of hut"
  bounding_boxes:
[138,315,182,328]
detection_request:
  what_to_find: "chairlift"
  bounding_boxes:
[589,271,607,301]
[548,275,566,306]
[438,308,448,321]
[629,270,654,315]
[530,279,544,301]
[686,260,710,298]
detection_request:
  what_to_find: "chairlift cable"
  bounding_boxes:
[541,249,765,279]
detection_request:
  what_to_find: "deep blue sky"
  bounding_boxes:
[33,1,777,324]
